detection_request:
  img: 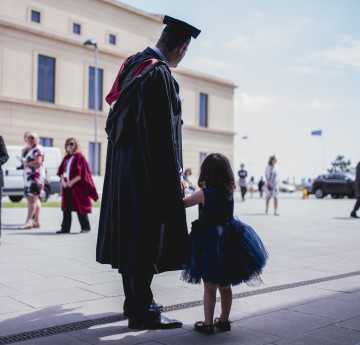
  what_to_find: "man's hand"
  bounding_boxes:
[62,180,68,188]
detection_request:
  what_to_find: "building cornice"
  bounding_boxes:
[0,96,108,117]
[100,0,163,22]
[175,67,236,89]
[183,124,235,137]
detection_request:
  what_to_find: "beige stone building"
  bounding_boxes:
[0,0,235,178]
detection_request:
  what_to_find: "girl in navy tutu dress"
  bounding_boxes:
[182,153,269,334]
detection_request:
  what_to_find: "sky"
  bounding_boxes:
[119,0,360,183]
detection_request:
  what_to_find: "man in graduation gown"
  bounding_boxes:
[96,16,201,329]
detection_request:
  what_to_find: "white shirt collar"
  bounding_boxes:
[151,47,169,65]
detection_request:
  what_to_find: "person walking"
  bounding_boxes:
[182,153,268,334]
[96,16,201,330]
[18,133,45,229]
[265,155,279,215]
[248,176,255,198]
[56,138,98,233]
[258,177,265,198]
[350,161,360,218]
[0,136,9,238]
[238,163,247,201]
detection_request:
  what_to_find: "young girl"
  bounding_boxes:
[182,153,269,334]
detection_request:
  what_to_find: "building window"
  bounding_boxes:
[37,55,55,103]
[39,137,53,147]
[73,23,81,35]
[89,142,101,175]
[88,67,103,110]
[31,10,40,23]
[109,34,116,45]
[199,93,208,127]
[200,152,206,166]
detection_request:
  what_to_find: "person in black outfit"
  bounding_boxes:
[350,162,360,218]
[0,136,9,238]
[258,177,265,198]
[238,163,248,201]
[96,16,201,330]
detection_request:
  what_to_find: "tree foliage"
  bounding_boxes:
[328,155,352,173]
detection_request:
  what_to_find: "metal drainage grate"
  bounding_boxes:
[1,270,359,344]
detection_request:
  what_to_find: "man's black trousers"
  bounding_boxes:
[122,270,161,321]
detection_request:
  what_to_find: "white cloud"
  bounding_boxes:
[250,12,266,19]
[313,36,360,68]
[307,98,344,110]
[225,31,267,51]
[238,92,281,111]
[201,39,214,48]
[285,66,322,75]
[192,58,238,71]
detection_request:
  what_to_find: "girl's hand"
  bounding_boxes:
[180,180,187,191]
[62,180,68,188]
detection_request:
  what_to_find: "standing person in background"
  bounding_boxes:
[265,155,279,216]
[258,177,265,198]
[56,138,98,233]
[238,163,247,201]
[0,136,9,239]
[350,161,360,218]
[18,133,45,229]
[183,168,196,194]
[248,176,255,198]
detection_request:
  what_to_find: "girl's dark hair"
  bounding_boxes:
[198,153,236,199]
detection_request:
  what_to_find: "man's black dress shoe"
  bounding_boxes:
[123,303,163,318]
[128,315,182,329]
[350,212,359,218]
[56,230,70,234]
[80,229,91,233]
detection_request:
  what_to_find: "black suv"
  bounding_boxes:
[312,173,355,199]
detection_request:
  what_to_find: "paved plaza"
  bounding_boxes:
[1,193,360,344]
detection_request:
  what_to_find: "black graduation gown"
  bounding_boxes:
[96,48,189,274]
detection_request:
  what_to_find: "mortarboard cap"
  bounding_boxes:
[162,15,201,43]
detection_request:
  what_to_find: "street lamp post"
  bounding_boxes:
[83,39,99,175]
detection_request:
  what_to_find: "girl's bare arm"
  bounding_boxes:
[183,190,204,208]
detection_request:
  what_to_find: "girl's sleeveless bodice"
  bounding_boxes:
[199,188,233,225]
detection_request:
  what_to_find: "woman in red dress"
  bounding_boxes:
[56,138,98,234]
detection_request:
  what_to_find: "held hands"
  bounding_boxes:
[180,180,187,192]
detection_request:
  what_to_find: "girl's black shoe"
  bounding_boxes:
[194,321,214,334]
[214,317,232,331]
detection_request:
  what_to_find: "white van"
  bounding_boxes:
[2,146,62,202]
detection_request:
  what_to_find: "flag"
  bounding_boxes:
[311,130,322,136]
[242,136,248,140]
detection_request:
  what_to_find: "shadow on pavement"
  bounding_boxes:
[0,305,149,344]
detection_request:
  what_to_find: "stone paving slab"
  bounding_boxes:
[1,194,360,344]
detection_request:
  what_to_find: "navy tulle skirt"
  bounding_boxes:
[181,218,269,287]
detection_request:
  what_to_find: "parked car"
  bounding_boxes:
[2,146,62,202]
[279,181,296,193]
[304,180,314,195]
[311,173,355,199]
